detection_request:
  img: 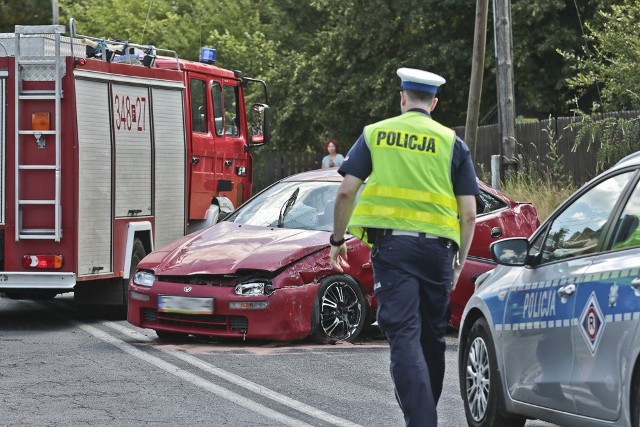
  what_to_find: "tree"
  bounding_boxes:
[558,1,640,172]
[268,0,625,153]
[51,0,632,157]
[561,0,640,112]
[0,0,52,31]
[60,0,276,63]
[270,0,478,152]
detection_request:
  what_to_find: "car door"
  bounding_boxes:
[211,80,249,206]
[501,233,584,413]
[472,187,537,259]
[501,173,633,413]
[569,170,640,421]
[471,188,512,259]
[189,75,215,219]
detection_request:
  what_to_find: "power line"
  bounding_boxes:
[573,0,602,104]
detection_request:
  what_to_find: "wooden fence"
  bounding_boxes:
[252,151,324,192]
[455,110,640,184]
[252,111,640,192]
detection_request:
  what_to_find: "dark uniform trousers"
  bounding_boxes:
[372,232,454,427]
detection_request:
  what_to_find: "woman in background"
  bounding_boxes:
[321,139,344,168]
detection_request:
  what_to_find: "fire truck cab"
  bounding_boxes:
[0,22,269,314]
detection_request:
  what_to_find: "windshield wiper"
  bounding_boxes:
[278,187,300,228]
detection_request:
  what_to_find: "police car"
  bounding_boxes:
[458,151,640,427]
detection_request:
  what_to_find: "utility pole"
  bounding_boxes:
[52,0,59,25]
[493,0,517,179]
[465,0,489,161]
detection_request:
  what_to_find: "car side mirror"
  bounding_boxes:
[490,237,529,266]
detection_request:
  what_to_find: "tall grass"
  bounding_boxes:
[500,172,575,223]
[485,118,576,223]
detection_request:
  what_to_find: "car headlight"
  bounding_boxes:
[235,280,272,296]
[133,271,156,287]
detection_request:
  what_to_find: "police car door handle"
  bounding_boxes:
[631,278,640,296]
[557,283,576,302]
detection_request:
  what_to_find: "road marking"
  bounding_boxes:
[75,321,313,427]
[104,321,362,427]
[41,300,362,427]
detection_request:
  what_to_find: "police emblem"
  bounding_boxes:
[579,292,605,356]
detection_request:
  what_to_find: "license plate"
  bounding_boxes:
[158,295,214,315]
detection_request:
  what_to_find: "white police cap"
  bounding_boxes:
[397,67,446,94]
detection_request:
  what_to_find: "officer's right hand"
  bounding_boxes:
[330,244,349,272]
[452,265,462,291]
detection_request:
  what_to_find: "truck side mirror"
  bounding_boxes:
[249,103,269,148]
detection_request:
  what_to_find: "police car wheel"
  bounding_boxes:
[632,373,640,427]
[461,318,525,427]
[311,275,368,344]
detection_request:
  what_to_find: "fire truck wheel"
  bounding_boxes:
[4,290,57,300]
[130,238,147,276]
[121,238,147,316]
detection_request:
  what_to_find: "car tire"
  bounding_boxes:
[155,330,190,341]
[460,317,525,427]
[311,275,368,344]
[632,371,640,427]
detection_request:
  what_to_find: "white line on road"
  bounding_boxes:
[42,300,362,427]
[104,321,362,427]
[75,321,313,427]
[37,302,314,426]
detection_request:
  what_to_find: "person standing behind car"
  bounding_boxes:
[321,139,345,168]
[329,67,478,426]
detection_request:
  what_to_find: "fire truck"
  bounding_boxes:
[0,21,269,314]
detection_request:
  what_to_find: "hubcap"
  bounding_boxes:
[466,336,490,422]
[320,282,362,340]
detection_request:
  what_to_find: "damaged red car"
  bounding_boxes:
[127,169,539,342]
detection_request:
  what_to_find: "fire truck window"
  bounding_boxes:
[190,78,207,133]
[224,85,239,136]
[211,81,224,136]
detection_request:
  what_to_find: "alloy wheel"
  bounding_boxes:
[466,336,490,422]
[319,282,362,340]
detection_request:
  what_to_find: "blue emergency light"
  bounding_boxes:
[199,47,216,64]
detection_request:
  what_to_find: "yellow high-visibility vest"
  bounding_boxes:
[349,111,460,246]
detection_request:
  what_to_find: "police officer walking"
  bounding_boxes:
[329,68,478,426]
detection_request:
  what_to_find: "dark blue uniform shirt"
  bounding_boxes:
[338,108,479,196]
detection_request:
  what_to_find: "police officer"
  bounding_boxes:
[329,67,478,426]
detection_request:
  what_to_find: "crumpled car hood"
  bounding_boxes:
[145,221,329,275]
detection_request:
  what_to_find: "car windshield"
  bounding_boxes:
[225,180,340,231]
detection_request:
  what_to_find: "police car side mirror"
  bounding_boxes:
[490,237,529,266]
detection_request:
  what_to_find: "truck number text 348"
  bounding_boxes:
[113,95,147,132]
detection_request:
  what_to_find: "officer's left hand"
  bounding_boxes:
[330,244,349,272]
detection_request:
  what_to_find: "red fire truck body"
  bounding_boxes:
[0,24,268,311]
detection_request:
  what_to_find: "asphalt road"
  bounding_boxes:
[0,294,558,427]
